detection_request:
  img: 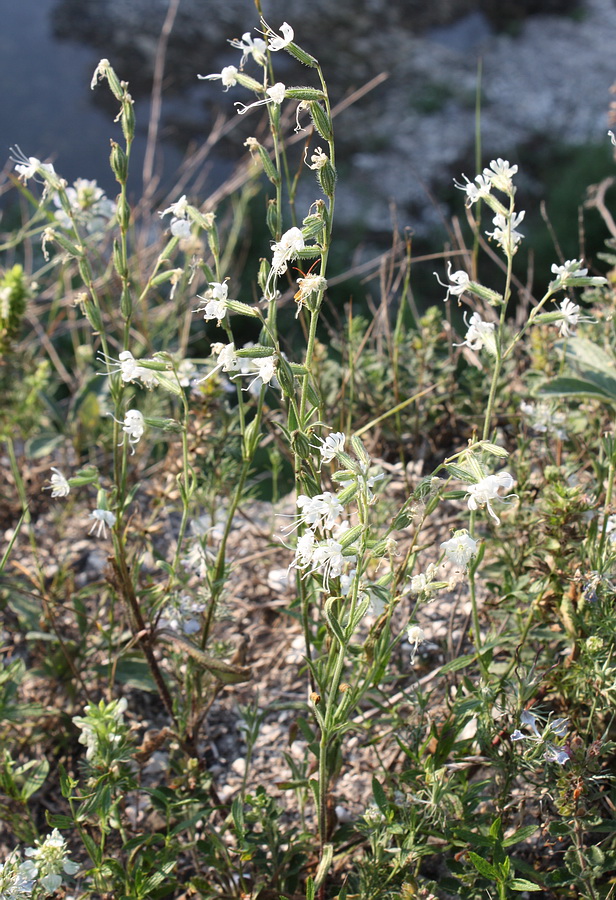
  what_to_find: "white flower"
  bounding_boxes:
[159,195,188,219]
[407,624,426,659]
[90,58,111,89]
[454,171,492,206]
[310,538,350,587]
[512,710,570,766]
[486,210,525,256]
[24,829,79,892]
[268,22,294,51]
[0,851,37,898]
[229,31,267,67]
[434,261,471,302]
[196,281,230,322]
[242,355,277,392]
[551,258,587,281]
[307,147,328,170]
[294,529,317,568]
[440,530,478,568]
[44,467,70,498]
[270,226,305,278]
[318,431,346,463]
[10,145,56,183]
[197,65,239,90]
[293,492,344,532]
[455,311,496,354]
[294,273,327,316]
[409,563,438,596]
[99,349,158,388]
[212,341,240,373]
[465,472,516,525]
[116,409,145,454]
[483,158,517,194]
[88,508,116,538]
[53,178,115,233]
[555,298,593,337]
[235,82,286,116]
[520,400,567,439]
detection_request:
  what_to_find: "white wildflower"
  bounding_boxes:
[53,178,115,233]
[465,472,516,525]
[555,298,593,337]
[307,147,328,170]
[24,829,79,893]
[483,158,518,194]
[294,273,327,316]
[98,349,159,388]
[10,145,56,183]
[229,32,267,67]
[270,226,305,278]
[407,624,426,660]
[197,65,239,90]
[268,22,294,51]
[454,171,492,206]
[318,431,346,464]
[114,409,145,454]
[235,82,286,116]
[440,530,478,568]
[434,261,471,302]
[486,210,525,256]
[196,281,230,322]
[88,508,116,538]
[455,310,496,354]
[44,467,70,499]
[0,851,37,899]
[293,492,344,532]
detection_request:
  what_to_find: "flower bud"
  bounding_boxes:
[266,199,279,239]
[109,142,128,183]
[286,44,318,68]
[285,87,325,101]
[317,160,336,198]
[291,430,313,459]
[120,286,132,319]
[310,102,333,142]
[276,356,295,396]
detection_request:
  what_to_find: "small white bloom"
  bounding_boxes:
[24,828,79,892]
[44,467,70,499]
[465,472,516,525]
[90,58,111,89]
[88,508,116,538]
[229,32,267,67]
[294,492,344,532]
[270,226,305,277]
[99,349,158,388]
[268,22,294,51]
[407,624,426,660]
[159,195,188,219]
[242,355,277,392]
[486,210,525,256]
[434,261,471,302]
[295,273,327,316]
[483,158,518,194]
[116,409,145,454]
[235,82,286,116]
[454,171,492,206]
[455,310,496,354]
[197,65,239,90]
[10,145,56,183]
[212,341,240,373]
[307,147,328,170]
[0,850,38,898]
[440,530,478,568]
[318,431,346,463]
[555,297,593,337]
[294,529,317,568]
[170,217,191,239]
[196,281,230,322]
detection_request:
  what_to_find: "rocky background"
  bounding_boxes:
[50,0,616,238]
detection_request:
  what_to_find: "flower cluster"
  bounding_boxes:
[99,349,159,388]
[159,194,191,239]
[455,158,518,208]
[72,697,129,764]
[454,311,496,354]
[53,178,116,234]
[465,471,516,525]
[512,709,570,766]
[24,829,79,893]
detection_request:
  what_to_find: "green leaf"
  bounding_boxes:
[324,599,346,646]
[539,376,613,401]
[305,875,316,900]
[468,851,498,879]
[509,877,542,891]
[503,824,538,847]
[314,844,333,889]
[372,776,388,814]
